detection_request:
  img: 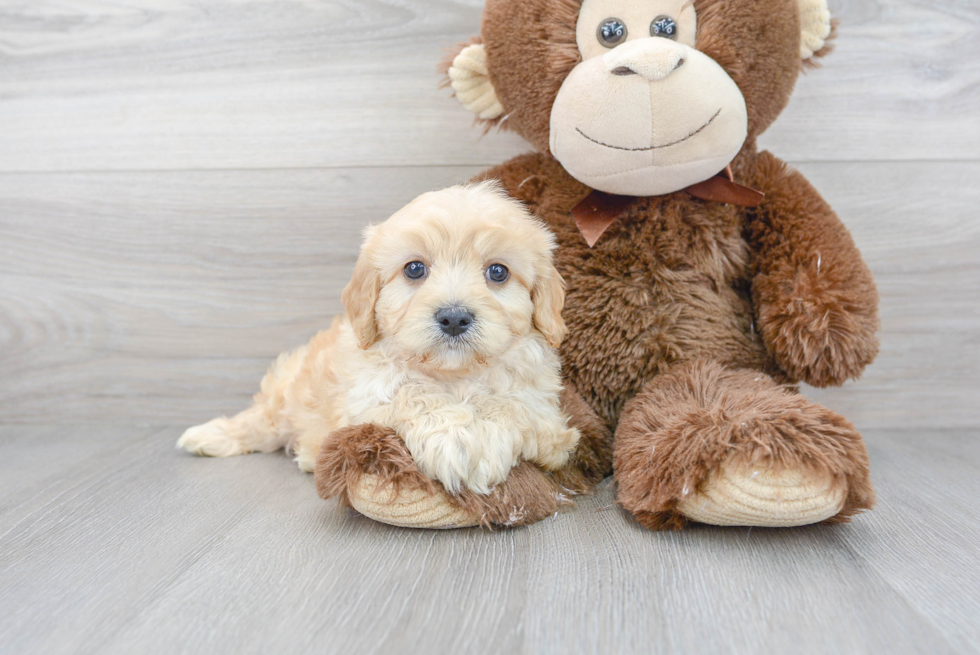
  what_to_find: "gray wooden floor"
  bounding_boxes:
[1,427,978,654]
[1,0,979,653]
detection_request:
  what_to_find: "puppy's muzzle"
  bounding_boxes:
[435,306,475,337]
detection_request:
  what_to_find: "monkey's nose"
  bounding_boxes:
[604,38,686,82]
[435,306,475,336]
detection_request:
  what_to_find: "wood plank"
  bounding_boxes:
[0,424,159,511]
[1,162,977,429]
[0,426,306,655]
[837,433,980,653]
[0,426,973,654]
[0,0,976,172]
[760,0,980,162]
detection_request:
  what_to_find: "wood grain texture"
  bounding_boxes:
[0,0,977,172]
[0,426,975,655]
[2,162,977,428]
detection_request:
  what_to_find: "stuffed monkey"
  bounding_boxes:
[317,0,878,530]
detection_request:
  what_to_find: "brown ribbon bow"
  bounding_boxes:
[572,165,765,247]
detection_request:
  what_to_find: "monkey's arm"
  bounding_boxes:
[744,151,879,387]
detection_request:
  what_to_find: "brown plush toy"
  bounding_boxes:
[316,0,878,530]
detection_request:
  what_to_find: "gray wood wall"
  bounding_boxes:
[1,0,978,430]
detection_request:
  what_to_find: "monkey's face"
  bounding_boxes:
[447,0,832,199]
[549,0,747,196]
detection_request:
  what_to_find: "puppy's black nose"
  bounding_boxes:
[435,306,474,336]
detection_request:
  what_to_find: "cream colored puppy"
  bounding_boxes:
[177,182,580,494]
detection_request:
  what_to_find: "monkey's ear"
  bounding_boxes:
[342,252,382,350]
[799,0,833,60]
[443,40,504,120]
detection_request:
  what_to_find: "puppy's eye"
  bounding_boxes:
[650,15,677,39]
[485,264,509,283]
[403,261,427,280]
[597,18,627,48]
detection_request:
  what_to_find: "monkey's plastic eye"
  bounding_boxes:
[404,261,427,280]
[485,264,509,283]
[597,18,627,48]
[650,15,678,39]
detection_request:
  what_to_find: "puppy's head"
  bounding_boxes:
[342,181,566,373]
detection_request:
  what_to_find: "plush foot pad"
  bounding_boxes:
[676,460,846,527]
[348,474,480,529]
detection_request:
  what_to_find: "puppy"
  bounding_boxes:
[177,182,580,494]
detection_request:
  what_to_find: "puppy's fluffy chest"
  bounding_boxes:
[342,335,552,428]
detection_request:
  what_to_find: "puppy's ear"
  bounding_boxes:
[342,253,381,350]
[532,265,568,349]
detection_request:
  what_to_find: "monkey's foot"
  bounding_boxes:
[614,360,875,530]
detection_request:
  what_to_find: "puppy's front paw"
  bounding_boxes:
[411,436,501,496]
[421,449,483,496]
[536,427,579,471]
[535,446,571,472]
[176,419,245,458]
[460,458,505,497]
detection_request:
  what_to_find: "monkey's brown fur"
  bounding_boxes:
[320,0,878,529]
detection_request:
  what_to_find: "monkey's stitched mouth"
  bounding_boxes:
[575,108,722,152]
